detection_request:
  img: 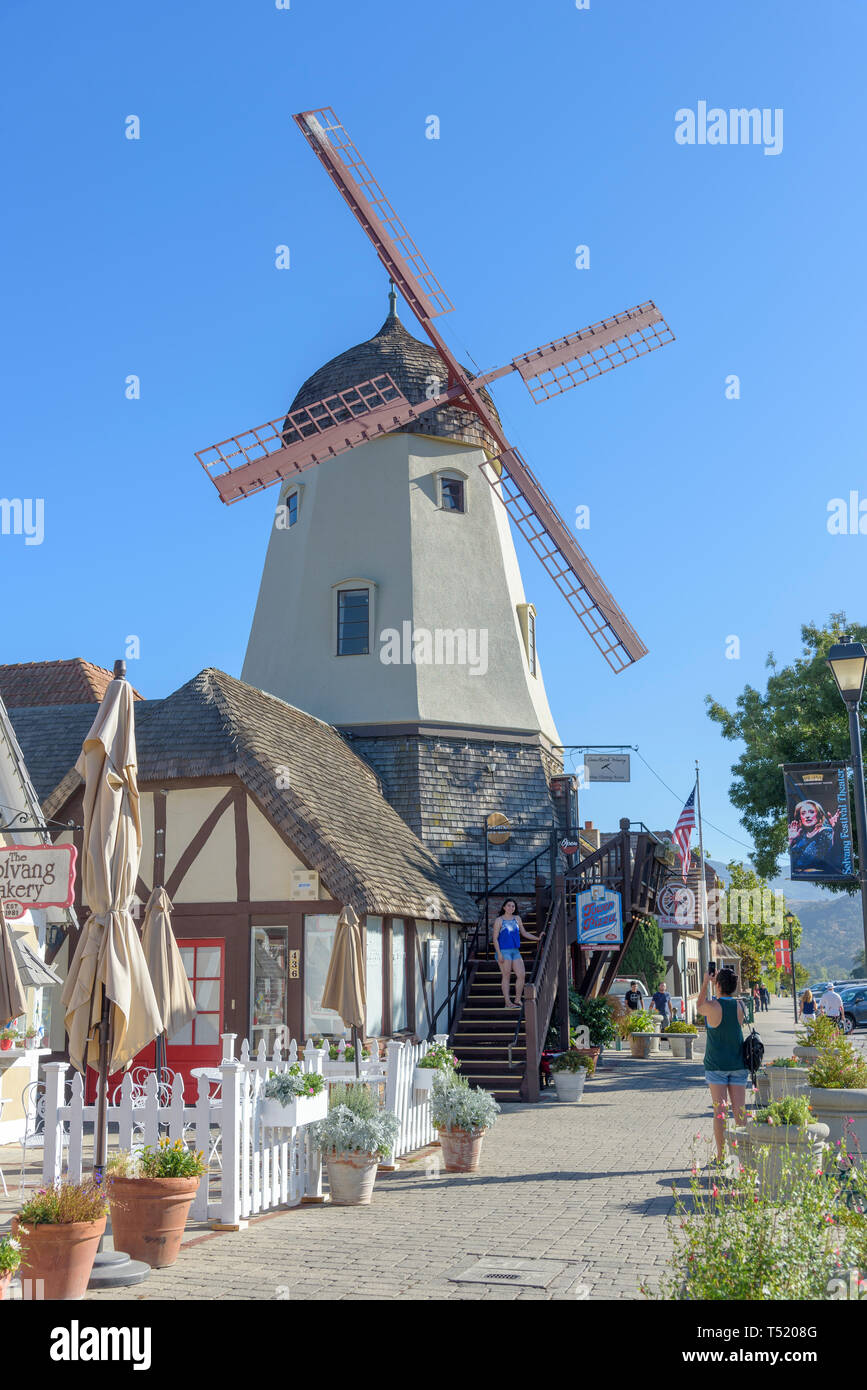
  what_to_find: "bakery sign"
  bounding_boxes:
[0,844,77,920]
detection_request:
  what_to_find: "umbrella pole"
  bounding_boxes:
[352,1024,360,1080]
[94,987,111,1182]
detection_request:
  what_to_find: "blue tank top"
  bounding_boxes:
[498,917,520,950]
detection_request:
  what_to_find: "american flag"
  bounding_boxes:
[673,784,697,883]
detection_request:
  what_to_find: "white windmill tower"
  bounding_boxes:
[196,108,675,874]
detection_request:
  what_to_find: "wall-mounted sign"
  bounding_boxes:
[657,879,696,928]
[583,754,630,783]
[558,834,580,856]
[576,885,623,948]
[290,869,320,900]
[424,936,442,982]
[782,762,853,882]
[486,812,511,845]
[0,844,77,917]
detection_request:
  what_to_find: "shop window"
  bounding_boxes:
[391,921,407,1031]
[250,926,288,1053]
[365,916,384,1037]
[304,913,345,1037]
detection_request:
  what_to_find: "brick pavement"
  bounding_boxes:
[80,998,823,1302]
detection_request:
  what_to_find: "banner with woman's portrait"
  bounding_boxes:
[781,761,854,882]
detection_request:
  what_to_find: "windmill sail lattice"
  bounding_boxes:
[197,107,675,671]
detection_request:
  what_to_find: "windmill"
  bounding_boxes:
[196,107,674,674]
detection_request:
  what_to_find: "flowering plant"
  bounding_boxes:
[0,1234,21,1274]
[17,1181,108,1226]
[0,1027,17,1042]
[327,1044,370,1062]
[551,1050,595,1075]
[416,1044,460,1071]
[769,1056,806,1068]
[107,1138,206,1179]
[663,1020,698,1034]
[796,1015,841,1049]
[754,1095,814,1128]
[263,1064,326,1105]
[616,1008,657,1038]
[808,1040,867,1091]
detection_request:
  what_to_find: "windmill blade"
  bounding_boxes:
[293,108,454,329]
[480,447,648,672]
[197,374,463,504]
[509,301,674,403]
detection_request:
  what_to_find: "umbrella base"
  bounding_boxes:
[88,1250,151,1289]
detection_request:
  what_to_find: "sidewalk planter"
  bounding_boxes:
[552,1071,586,1103]
[12,1214,106,1300]
[662,1033,696,1060]
[412,1043,460,1094]
[629,1032,656,1059]
[412,1067,437,1092]
[431,1074,499,1173]
[809,1088,867,1162]
[109,1177,200,1269]
[324,1150,380,1205]
[731,1122,829,1201]
[259,1091,329,1129]
[754,1071,771,1107]
[768,1066,810,1101]
[439,1127,487,1172]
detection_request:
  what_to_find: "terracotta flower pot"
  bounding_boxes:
[109,1177,199,1268]
[438,1127,486,1172]
[325,1151,380,1205]
[12,1214,105,1300]
[0,1270,13,1300]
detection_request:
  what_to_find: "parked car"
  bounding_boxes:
[839,986,867,1034]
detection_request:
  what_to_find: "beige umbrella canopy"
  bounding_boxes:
[61,676,161,1077]
[321,904,366,1077]
[141,886,195,1083]
[0,902,26,1030]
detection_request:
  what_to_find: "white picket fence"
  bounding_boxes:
[41,1032,445,1225]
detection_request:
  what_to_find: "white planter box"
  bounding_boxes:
[259,1091,328,1129]
[322,1061,383,1079]
[413,1066,438,1092]
[552,1071,586,1103]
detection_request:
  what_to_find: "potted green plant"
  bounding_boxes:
[12,1180,108,1299]
[430,1074,500,1172]
[107,1137,206,1269]
[733,1096,829,1200]
[259,1065,328,1128]
[23,1026,41,1050]
[794,1014,840,1063]
[0,1027,17,1052]
[0,1233,21,1300]
[808,1039,867,1162]
[550,1050,594,1102]
[413,1042,460,1092]
[312,1083,399,1205]
[325,1042,374,1076]
[661,1019,698,1060]
[570,993,615,1065]
[617,1008,658,1058]
[766,1056,810,1101]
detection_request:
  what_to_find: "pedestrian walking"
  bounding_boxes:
[493,899,540,1010]
[818,983,846,1031]
[799,988,817,1022]
[624,980,643,1012]
[760,985,770,1012]
[652,982,672,1028]
[698,966,747,1165]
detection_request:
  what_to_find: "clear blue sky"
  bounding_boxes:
[3,0,865,864]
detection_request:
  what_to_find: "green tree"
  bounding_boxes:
[706,616,866,880]
[721,861,801,967]
[620,916,666,993]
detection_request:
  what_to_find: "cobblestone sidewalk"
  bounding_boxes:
[82,999,819,1302]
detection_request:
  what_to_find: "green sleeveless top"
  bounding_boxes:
[703,997,744,1073]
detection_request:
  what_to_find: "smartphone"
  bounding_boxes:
[708,961,716,976]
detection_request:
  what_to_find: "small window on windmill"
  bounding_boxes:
[285,491,299,526]
[337,589,370,655]
[516,603,538,678]
[440,475,465,513]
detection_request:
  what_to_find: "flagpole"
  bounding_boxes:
[695,760,711,981]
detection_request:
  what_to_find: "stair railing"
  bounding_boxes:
[518,887,568,1102]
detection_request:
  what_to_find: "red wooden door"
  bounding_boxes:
[86,937,225,1101]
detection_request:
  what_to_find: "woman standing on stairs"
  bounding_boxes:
[494,900,540,1010]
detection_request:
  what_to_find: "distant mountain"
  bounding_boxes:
[704,860,862,980]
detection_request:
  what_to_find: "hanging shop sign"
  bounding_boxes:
[583,754,630,783]
[558,833,580,856]
[0,843,77,919]
[657,879,696,928]
[576,885,623,949]
[781,762,854,883]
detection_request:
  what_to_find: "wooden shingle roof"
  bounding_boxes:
[10,669,479,924]
[0,659,143,708]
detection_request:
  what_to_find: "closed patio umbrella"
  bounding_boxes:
[61,663,162,1177]
[0,903,26,1029]
[141,886,195,1092]
[321,904,366,1079]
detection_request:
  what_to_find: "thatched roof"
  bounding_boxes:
[9,669,478,924]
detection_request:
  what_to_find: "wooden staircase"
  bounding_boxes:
[449,911,540,1103]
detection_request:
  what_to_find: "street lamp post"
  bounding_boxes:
[826,637,867,975]
[783,911,799,1025]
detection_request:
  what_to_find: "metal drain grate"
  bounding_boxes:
[450,1256,569,1289]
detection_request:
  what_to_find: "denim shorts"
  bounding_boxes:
[499,948,522,961]
[705,1068,749,1086]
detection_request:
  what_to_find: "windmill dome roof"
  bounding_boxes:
[287,298,501,455]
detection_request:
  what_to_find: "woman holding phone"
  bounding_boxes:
[697,965,747,1165]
